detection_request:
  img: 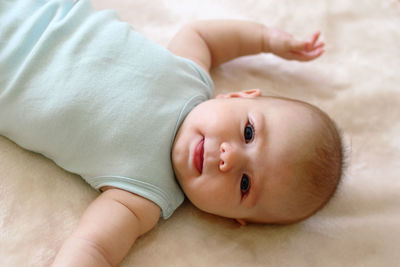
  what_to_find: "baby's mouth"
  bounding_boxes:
[193,137,204,174]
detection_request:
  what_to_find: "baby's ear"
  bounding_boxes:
[216,89,261,99]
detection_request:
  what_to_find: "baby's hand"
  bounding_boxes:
[265,28,325,61]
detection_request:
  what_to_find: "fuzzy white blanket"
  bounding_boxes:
[1,0,400,266]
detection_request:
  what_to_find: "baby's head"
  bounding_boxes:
[172,89,343,225]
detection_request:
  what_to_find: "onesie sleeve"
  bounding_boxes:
[181,58,214,94]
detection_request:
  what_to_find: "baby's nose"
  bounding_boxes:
[219,142,239,172]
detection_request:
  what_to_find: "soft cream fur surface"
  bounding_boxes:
[1,0,400,266]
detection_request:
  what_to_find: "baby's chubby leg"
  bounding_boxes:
[52,189,160,267]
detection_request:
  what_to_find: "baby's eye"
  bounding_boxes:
[240,174,251,195]
[244,122,254,143]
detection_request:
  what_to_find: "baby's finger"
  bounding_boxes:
[305,31,322,51]
[304,47,324,60]
[307,42,325,51]
[314,42,325,49]
[291,47,324,61]
[310,31,321,46]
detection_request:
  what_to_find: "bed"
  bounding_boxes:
[1,0,400,266]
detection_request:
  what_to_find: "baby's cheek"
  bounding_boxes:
[190,178,218,203]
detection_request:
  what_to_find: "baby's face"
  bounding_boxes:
[172,91,318,224]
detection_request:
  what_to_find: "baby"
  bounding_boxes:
[0,0,343,266]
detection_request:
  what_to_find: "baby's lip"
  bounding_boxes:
[193,137,204,174]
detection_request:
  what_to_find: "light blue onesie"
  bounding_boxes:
[0,0,213,218]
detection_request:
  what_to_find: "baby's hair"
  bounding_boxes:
[267,96,344,222]
[291,98,344,219]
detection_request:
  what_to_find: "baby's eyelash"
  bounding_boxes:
[240,174,251,198]
[244,119,255,143]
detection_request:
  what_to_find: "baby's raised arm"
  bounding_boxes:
[52,188,160,267]
[168,20,324,72]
